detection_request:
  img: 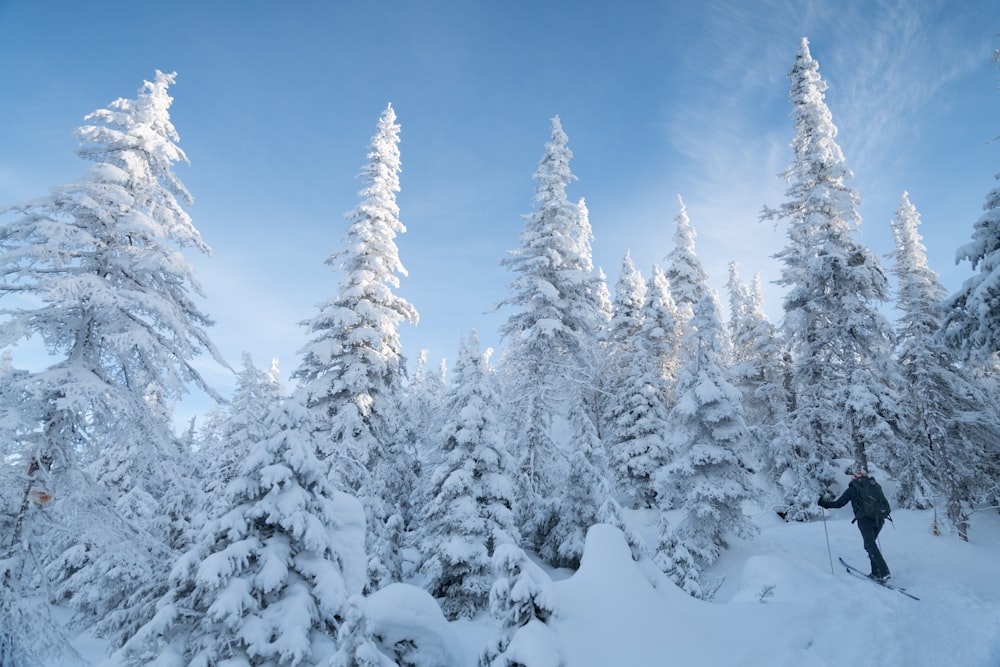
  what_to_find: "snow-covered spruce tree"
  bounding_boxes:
[328,595,398,667]
[652,514,705,599]
[116,396,367,666]
[601,251,649,498]
[0,555,85,667]
[943,46,1000,359]
[605,352,672,510]
[605,263,683,510]
[200,353,285,512]
[419,331,520,620]
[761,39,900,519]
[656,296,756,598]
[603,253,644,422]
[400,350,446,469]
[576,197,614,443]
[608,251,647,351]
[639,264,683,401]
[479,544,562,667]
[575,197,614,349]
[397,351,446,552]
[726,262,752,363]
[293,103,418,590]
[604,264,672,509]
[664,196,711,326]
[0,71,227,637]
[537,396,608,570]
[888,192,1000,539]
[495,116,607,554]
[726,265,791,476]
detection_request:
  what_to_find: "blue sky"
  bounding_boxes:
[1,1,998,420]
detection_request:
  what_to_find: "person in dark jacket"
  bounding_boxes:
[818,470,890,582]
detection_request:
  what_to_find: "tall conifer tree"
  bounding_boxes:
[420,331,520,620]
[115,397,367,666]
[293,104,418,587]
[0,71,226,648]
[944,46,1000,358]
[664,197,710,325]
[656,296,756,597]
[762,39,899,519]
[495,117,607,554]
[889,193,999,539]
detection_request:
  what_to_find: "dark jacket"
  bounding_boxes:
[819,477,865,520]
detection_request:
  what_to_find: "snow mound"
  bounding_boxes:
[730,554,818,603]
[555,524,712,666]
[366,583,455,667]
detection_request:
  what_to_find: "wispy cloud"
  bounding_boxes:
[618,0,996,321]
[816,0,988,180]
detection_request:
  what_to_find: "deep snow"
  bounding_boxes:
[71,496,1000,667]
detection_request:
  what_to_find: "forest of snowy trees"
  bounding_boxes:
[2,37,999,667]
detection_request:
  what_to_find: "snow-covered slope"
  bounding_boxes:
[76,506,1000,666]
[450,509,1000,667]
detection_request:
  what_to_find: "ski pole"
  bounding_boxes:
[821,507,834,575]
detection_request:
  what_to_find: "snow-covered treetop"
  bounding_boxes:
[664,196,710,318]
[76,70,204,252]
[295,103,418,418]
[765,37,860,243]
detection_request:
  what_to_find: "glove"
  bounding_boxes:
[817,497,830,508]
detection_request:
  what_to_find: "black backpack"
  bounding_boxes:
[854,476,891,522]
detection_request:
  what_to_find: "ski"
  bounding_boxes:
[838,557,919,600]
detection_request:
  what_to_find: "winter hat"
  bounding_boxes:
[849,469,867,479]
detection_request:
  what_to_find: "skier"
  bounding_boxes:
[818,470,891,582]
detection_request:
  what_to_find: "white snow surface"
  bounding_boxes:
[365,583,456,667]
[77,503,1000,666]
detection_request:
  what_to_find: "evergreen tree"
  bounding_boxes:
[201,353,285,509]
[402,351,447,539]
[639,265,683,398]
[495,117,606,553]
[653,514,704,599]
[413,350,448,425]
[762,38,899,519]
[601,263,681,510]
[329,596,398,667]
[479,545,562,667]
[726,262,753,363]
[0,70,225,469]
[601,252,645,470]
[420,331,520,620]
[400,349,445,470]
[664,196,710,325]
[727,267,791,477]
[573,197,613,342]
[577,199,614,444]
[116,397,367,666]
[608,251,647,348]
[537,398,606,570]
[889,192,1000,539]
[0,70,226,638]
[944,46,1000,358]
[604,265,672,508]
[293,104,418,588]
[657,296,756,597]
[0,552,84,667]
